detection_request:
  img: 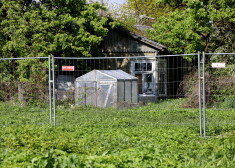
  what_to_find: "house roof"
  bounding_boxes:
[118,27,166,52]
[134,24,153,32]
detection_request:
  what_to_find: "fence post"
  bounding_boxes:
[202,52,206,137]
[49,56,52,125]
[52,56,56,126]
[198,52,203,136]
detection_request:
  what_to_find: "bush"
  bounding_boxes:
[0,81,48,106]
[178,71,212,108]
[224,96,235,109]
[0,82,18,101]
[178,71,235,108]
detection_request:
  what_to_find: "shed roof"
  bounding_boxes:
[76,69,137,82]
[99,70,137,80]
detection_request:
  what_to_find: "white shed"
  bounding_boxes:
[74,70,138,108]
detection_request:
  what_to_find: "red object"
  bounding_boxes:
[62,66,75,71]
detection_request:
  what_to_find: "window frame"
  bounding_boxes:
[131,60,156,95]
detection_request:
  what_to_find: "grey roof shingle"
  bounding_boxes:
[123,29,166,51]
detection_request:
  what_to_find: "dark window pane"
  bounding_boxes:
[146,74,152,82]
[147,63,152,71]
[135,74,143,94]
[135,63,141,71]
[142,63,147,71]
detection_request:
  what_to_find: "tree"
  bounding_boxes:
[0,0,110,82]
[0,0,109,58]
[125,0,186,25]
[147,0,235,54]
[0,0,114,103]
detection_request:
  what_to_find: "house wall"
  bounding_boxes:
[166,56,196,99]
[102,29,159,56]
[101,29,162,103]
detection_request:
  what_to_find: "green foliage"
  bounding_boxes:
[147,0,235,55]
[179,63,235,109]
[126,0,185,20]
[1,99,235,167]
[220,96,235,109]
[16,59,48,82]
[209,75,235,109]
[206,57,235,108]
[148,9,204,55]
[0,0,108,58]
[0,0,111,85]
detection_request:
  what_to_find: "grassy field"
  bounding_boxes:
[0,99,235,167]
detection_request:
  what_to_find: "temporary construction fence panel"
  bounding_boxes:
[74,70,138,108]
[56,75,75,101]
[199,52,235,137]
[2,53,235,137]
[0,57,53,125]
[51,55,200,127]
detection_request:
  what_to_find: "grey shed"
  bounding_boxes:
[74,70,138,108]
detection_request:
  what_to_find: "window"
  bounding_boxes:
[132,61,155,95]
[135,63,152,71]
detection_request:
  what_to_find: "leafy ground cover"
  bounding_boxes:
[0,99,235,167]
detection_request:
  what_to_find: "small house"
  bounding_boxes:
[101,27,170,102]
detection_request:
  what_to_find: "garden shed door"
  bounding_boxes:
[97,81,117,108]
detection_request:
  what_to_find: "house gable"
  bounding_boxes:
[101,28,166,57]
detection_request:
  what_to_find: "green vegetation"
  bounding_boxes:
[147,0,235,54]
[0,0,109,58]
[179,58,235,109]
[114,0,234,55]
[1,99,235,167]
[0,0,117,83]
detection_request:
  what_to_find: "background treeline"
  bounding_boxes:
[117,0,235,54]
[0,0,116,103]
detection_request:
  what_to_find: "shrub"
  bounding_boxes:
[178,70,235,108]
[178,71,212,108]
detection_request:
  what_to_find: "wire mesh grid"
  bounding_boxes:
[2,54,234,131]
[0,57,51,125]
[203,53,235,135]
[54,55,200,127]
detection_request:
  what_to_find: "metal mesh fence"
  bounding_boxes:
[54,55,200,127]
[0,57,51,125]
[2,53,235,135]
[202,53,235,136]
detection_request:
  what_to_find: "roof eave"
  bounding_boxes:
[123,29,167,52]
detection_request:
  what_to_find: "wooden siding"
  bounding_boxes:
[102,29,159,57]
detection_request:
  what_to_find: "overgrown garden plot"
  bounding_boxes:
[0,102,49,126]
[1,99,235,167]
